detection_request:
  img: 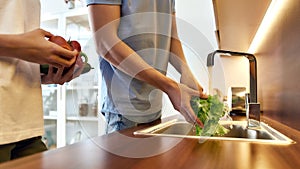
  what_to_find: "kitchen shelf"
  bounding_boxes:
[44,116,58,120]
[66,116,98,122]
[65,85,99,90]
[42,84,58,90]
[41,6,103,149]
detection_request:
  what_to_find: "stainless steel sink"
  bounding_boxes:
[134,119,295,145]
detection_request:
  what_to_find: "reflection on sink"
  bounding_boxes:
[134,119,295,145]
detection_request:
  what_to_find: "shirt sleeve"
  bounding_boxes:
[86,0,121,6]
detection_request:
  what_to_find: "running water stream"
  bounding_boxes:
[207,66,213,95]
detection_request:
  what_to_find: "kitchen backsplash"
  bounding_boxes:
[255,0,300,130]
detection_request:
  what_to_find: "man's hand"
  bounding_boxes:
[179,64,207,96]
[166,82,208,127]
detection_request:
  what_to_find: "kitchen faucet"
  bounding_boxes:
[206,49,257,103]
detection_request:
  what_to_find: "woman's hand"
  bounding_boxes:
[1,28,78,68]
[41,57,84,85]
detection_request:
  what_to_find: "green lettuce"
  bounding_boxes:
[190,95,229,136]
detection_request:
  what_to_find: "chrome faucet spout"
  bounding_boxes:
[207,49,257,103]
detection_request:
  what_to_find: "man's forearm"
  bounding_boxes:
[102,39,178,93]
[169,36,189,74]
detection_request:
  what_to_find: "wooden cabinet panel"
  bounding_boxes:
[213,0,271,52]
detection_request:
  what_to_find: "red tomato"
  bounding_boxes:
[48,36,72,50]
[69,40,81,52]
[48,35,84,74]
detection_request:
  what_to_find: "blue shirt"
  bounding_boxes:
[86,0,176,123]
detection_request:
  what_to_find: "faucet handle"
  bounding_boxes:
[245,93,260,128]
[245,93,250,109]
[247,103,261,128]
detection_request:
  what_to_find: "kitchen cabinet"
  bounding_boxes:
[207,0,273,97]
[40,7,104,149]
[212,0,272,52]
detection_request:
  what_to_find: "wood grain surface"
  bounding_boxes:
[0,115,299,169]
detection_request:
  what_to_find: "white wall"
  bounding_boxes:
[176,0,218,48]
[162,0,219,117]
[162,0,249,117]
[176,0,249,93]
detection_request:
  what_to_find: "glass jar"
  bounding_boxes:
[78,98,88,116]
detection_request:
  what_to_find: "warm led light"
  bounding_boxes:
[248,0,286,54]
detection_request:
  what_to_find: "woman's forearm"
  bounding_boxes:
[0,29,77,68]
[0,34,21,57]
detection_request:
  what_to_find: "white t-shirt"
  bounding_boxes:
[0,0,44,144]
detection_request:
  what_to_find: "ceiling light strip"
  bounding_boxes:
[248,0,286,54]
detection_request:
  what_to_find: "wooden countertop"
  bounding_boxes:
[1,115,300,169]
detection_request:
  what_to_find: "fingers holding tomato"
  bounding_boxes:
[41,35,93,79]
[69,40,81,52]
[49,35,73,51]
